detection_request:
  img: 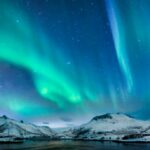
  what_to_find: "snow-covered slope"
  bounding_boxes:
[0,115,54,139]
[84,113,149,132]
[1,113,150,143]
[71,113,150,142]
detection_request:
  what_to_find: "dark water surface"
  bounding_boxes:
[0,141,150,150]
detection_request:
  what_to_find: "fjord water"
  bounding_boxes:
[0,141,150,150]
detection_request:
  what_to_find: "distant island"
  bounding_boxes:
[0,113,150,143]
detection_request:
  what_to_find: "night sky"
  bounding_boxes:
[0,0,150,128]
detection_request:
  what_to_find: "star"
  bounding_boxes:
[66,61,71,65]
[16,19,20,23]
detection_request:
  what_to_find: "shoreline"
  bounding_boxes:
[1,138,150,144]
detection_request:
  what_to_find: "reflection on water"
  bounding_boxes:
[0,141,150,150]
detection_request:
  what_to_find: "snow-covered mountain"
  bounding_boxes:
[1,113,150,143]
[62,113,150,142]
[0,115,54,139]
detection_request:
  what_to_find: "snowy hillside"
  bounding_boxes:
[1,113,150,143]
[0,115,54,139]
[83,113,150,132]
[69,113,150,142]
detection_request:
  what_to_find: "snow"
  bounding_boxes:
[80,113,149,133]
[0,115,54,139]
[0,113,150,143]
[69,113,150,142]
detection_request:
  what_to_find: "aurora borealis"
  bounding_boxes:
[0,0,150,127]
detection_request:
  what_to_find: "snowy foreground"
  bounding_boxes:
[1,113,150,143]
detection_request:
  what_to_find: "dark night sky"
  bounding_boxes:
[0,0,150,127]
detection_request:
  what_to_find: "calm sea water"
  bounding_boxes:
[0,141,150,150]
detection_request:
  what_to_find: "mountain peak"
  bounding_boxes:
[1,115,8,119]
[91,113,112,121]
[91,113,133,121]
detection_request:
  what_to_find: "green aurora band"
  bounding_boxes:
[1,0,150,121]
[0,0,85,108]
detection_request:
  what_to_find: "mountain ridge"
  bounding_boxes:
[1,113,150,143]
[0,115,54,139]
[56,113,150,142]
